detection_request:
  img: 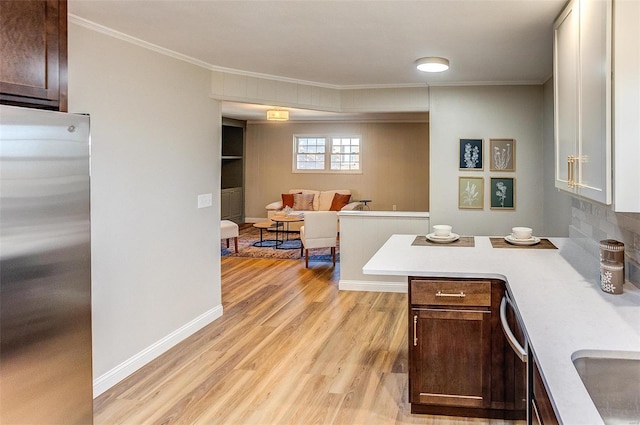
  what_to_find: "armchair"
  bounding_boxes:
[300,211,338,268]
[220,220,239,252]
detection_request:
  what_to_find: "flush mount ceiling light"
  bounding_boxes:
[415,57,450,73]
[266,110,289,121]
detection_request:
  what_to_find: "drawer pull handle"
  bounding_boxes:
[435,290,465,298]
[413,315,418,346]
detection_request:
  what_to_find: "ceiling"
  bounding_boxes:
[68,0,567,121]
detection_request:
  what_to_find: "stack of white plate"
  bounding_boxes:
[504,234,540,246]
[426,232,460,244]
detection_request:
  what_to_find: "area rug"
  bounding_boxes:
[221,224,339,262]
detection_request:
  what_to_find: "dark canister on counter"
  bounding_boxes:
[600,239,625,264]
[600,260,624,294]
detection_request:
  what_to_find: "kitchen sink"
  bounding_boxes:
[572,350,640,425]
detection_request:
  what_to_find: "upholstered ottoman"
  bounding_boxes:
[221,220,239,252]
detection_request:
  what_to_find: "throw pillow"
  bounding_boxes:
[329,193,351,211]
[281,193,295,208]
[292,193,314,211]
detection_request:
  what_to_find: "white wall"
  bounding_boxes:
[429,86,547,237]
[339,211,430,292]
[211,70,430,113]
[68,23,222,396]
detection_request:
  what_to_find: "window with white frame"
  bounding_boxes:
[293,135,361,173]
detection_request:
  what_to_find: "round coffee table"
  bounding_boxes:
[271,216,304,249]
[252,221,282,247]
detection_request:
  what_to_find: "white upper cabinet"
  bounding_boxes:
[612,0,640,212]
[554,0,612,205]
[554,0,580,194]
[554,0,640,211]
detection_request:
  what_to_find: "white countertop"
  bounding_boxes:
[363,235,640,425]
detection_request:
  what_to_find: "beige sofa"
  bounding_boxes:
[265,189,362,231]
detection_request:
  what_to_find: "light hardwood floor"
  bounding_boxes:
[94,257,525,425]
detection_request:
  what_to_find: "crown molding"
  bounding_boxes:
[69,15,215,72]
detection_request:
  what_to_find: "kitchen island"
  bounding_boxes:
[363,235,640,425]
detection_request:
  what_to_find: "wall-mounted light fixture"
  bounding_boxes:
[266,110,289,121]
[415,57,450,73]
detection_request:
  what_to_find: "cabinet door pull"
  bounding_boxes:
[413,315,418,346]
[568,155,575,187]
[568,155,581,188]
[435,290,465,298]
[531,398,542,425]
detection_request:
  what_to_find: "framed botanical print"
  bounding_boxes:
[490,139,516,171]
[459,139,483,170]
[490,177,515,210]
[459,176,484,209]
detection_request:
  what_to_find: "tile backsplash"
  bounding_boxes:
[570,198,640,287]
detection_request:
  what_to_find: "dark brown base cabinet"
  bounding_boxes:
[0,0,68,111]
[409,277,526,420]
[531,354,560,425]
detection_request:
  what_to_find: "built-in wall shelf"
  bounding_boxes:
[221,118,245,223]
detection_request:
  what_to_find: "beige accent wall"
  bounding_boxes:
[244,121,429,219]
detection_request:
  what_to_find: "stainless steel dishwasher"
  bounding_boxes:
[500,293,530,423]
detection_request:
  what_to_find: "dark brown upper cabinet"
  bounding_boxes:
[0,0,68,111]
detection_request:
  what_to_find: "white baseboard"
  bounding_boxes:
[338,279,407,293]
[92,304,224,398]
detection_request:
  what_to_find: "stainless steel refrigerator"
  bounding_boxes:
[1,105,93,424]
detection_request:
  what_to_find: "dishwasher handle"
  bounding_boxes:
[500,296,528,363]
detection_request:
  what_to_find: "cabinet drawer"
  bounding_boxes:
[410,279,491,307]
